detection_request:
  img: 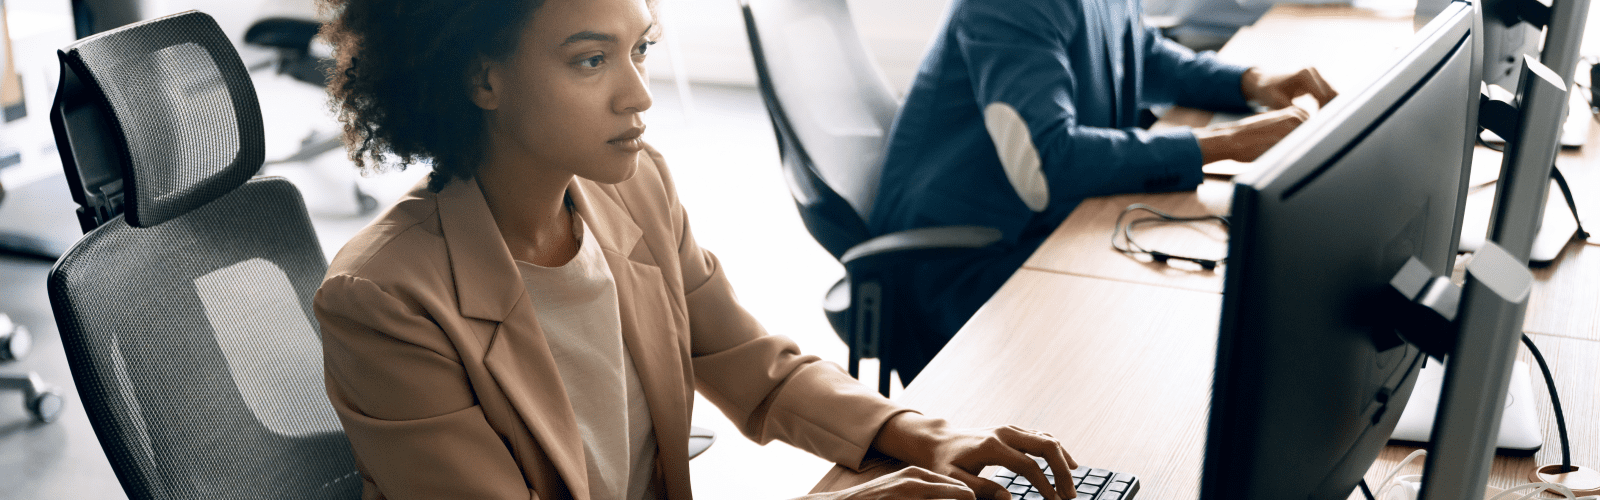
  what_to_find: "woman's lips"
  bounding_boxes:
[608,126,645,152]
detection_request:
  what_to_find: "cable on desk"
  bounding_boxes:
[1478,132,1506,152]
[1551,166,1590,241]
[1359,478,1377,500]
[1111,203,1229,271]
[1521,333,1573,473]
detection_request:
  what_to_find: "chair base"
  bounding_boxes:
[0,372,64,423]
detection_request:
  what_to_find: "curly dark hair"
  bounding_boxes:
[319,0,544,191]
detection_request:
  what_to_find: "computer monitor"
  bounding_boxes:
[1416,0,1533,89]
[1478,0,1540,89]
[1199,2,1480,499]
[1420,0,1588,497]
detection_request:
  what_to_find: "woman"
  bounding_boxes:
[315,0,1079,498]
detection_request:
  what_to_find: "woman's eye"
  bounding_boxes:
[580,55,605,69]
[636,41,656,56]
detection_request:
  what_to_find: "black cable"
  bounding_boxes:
[1359,478,1377,500]
[1478,132,1506,152]
[1521,333,1573,473]
[1111,204,1229,271]
[1551,165,1590,240]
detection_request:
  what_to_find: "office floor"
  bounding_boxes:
[0,81,893,499]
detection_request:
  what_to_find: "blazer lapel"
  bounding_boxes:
[436,179,591,500]
[571,179,695,500]
[1101,0,1127,127]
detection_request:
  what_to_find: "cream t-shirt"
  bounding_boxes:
[516,218,658,500]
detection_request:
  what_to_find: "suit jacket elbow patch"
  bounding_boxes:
[983,102,1050,212]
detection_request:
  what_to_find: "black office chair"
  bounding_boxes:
[46,11,360,499]
[740,0,1002,395]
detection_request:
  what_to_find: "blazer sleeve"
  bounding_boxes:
[953,1,1205,202]
[1139,26,1252,112]
[644,152,914,471]
[317,274,535,500]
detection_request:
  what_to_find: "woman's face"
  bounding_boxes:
[475,0,656,185]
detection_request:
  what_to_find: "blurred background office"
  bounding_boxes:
[2,0,1598,499]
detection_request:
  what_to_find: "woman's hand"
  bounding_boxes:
[801,466,978,500]
[870,413,1080,500]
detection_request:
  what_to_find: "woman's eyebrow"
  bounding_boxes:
[561,31,615,46]
[560,22,660,47]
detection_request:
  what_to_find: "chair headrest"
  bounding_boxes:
[54,10,264,229]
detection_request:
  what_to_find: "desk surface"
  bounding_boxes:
[813,4,1600,499]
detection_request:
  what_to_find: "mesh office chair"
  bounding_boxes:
[741,0,1001,395]
[46,11,360,499]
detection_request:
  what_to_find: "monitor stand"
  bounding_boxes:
[1389,359,1543,455]
[1459,178,1580,264]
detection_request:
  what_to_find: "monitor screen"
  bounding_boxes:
[1200,2,1480,499]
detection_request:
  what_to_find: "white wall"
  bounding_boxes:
[647,0,953,95]
[134,0,316,67]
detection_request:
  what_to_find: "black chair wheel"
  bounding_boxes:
[28,386,64,424]
[0,317,28,361]
[27,384,64,423]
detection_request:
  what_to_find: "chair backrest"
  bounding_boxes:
[46,11,360,500]
[741,0,901,259]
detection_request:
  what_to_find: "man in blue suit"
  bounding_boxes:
[870,0,1335,380]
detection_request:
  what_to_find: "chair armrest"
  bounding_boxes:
[839,226,1002,266]
[244,18,321,52]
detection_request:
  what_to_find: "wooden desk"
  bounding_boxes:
[813,4,1600,499]
[811,271,1223,498]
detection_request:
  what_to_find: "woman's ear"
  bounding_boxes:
[470,59,500,111]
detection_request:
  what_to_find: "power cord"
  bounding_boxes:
[1360,478,1378,500]
[1522,334,1573,474]
[1368,336,1590,499]
[1551,167,1591,241]
[1110,204,1229,271]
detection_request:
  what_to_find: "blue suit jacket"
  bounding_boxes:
[872,0,1250,243]
[866,0,1251,371]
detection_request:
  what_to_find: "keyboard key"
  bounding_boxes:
[989,462,1138,500]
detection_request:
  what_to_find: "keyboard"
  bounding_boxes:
[987,456,1140,500]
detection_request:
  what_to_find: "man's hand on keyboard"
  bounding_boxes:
[870,413,1079,500]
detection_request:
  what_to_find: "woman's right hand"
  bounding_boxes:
[801,466,978,500]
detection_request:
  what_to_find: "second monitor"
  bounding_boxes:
[1200,2,1480,498]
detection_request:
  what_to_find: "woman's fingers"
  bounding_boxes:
[971,432,1061,500]
[947,467,1019,500]
[857,466,977,500]
[997,426,1077,499]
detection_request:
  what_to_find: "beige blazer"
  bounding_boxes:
[315,146,909,500]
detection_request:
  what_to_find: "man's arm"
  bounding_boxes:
[954,1,1206,207]
[1139,26,1254,111]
